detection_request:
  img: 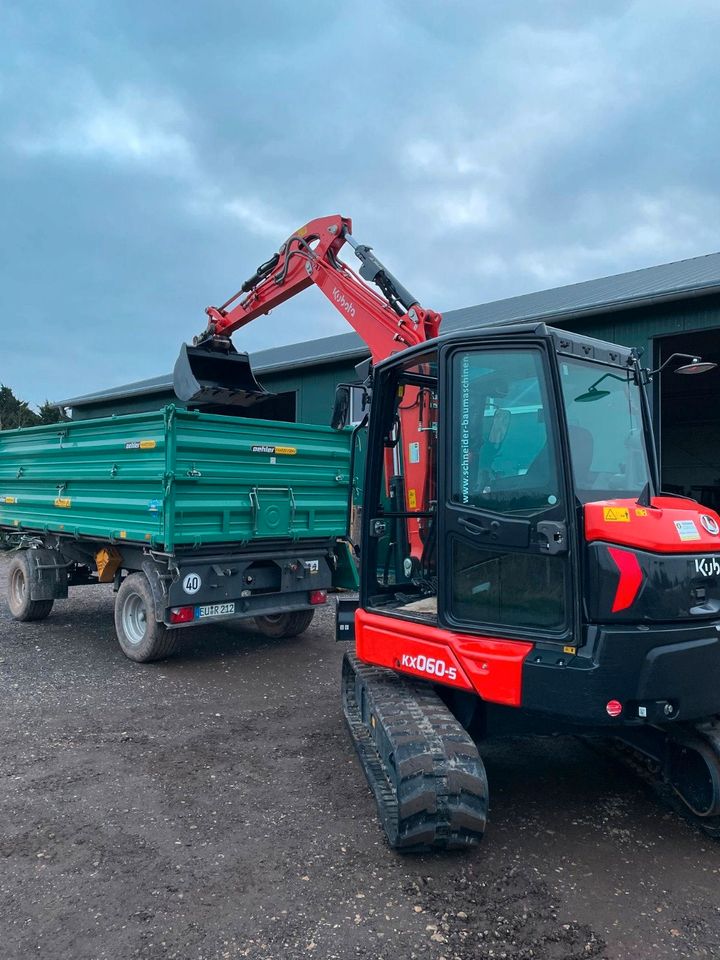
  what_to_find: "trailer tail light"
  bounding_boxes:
[606,699,623,718]
[607,547,643,613]
[309,589,328,605]
[170,605,195,624]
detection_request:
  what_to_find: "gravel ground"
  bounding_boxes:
[1,552,720,960]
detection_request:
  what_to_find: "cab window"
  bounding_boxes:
[451,349,561,516]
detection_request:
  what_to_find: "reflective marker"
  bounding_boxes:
[607,547,643,613]
[169,606,195,624]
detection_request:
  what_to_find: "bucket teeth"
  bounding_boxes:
[173,343,274,408]
[341,651,488,851]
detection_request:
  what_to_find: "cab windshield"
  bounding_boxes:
[559,358,651,503]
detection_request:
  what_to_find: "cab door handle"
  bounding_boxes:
[457,516,489,536]
[458,516,503,539]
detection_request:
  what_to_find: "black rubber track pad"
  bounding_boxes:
[341,651,488,851]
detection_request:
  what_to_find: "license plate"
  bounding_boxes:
[196,603,236,619]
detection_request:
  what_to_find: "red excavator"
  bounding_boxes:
[176,214,720,850]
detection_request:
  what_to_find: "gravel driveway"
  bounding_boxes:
[1,552,719,959]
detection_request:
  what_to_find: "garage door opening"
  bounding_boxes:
[655,329,720,511]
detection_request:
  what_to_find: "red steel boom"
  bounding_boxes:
[188,214,441,563]
[197,214,441,365]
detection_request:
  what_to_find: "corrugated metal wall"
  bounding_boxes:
[553,294,720,367]
[552,294,720,426]
[0,408,353,550]
[258,359,360,425]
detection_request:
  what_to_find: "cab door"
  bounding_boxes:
[438,340,576,644]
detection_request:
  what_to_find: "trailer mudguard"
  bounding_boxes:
[24,548,69,601]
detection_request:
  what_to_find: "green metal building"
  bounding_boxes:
[61,251,720,511]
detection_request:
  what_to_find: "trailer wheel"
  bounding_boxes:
[114,573,178,663]
[254,609,315,639]
[6,553,54,622]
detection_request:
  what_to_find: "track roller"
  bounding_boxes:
[341,651,488,851]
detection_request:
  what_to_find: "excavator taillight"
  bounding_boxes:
[170,605,195,624]
[606,699,623,718]
[309,590,328,605]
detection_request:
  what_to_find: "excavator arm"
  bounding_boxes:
[193,214,440,364]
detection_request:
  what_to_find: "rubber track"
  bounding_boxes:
[341,651,488,851]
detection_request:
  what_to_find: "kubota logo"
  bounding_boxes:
[332,288,356,317]
[695,557,720,577]
[700,514,720,536]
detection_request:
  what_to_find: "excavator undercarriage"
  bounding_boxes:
[344,651,720,849]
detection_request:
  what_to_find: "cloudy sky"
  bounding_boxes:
[2,0,720,406]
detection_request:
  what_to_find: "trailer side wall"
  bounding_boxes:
[0,407,352,550]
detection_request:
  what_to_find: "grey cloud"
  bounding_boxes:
[1,0,719,405]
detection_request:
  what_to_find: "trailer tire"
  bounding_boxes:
[254,609,315,639]
[114,573,178,663]
[6,553,54,622]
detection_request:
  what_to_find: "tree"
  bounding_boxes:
[0,386,38,430]
[37,401,66,425]
[0,386,66,430]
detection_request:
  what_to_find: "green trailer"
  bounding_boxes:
[0,405,357,661]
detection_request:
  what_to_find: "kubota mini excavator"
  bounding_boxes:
[176,214,720,850]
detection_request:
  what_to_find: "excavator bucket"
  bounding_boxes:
[173,343,274,408]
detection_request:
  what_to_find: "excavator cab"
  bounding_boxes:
[173,340,274,408]
[360,327,574,629]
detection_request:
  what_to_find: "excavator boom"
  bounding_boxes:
[173,215,441,407]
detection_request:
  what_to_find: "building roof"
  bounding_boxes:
[59,250,720,409]
[443,251,720,330]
